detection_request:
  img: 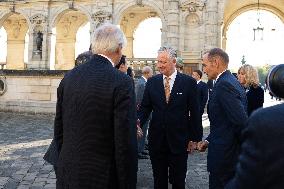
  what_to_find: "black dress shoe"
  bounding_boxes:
[138,153,149,159]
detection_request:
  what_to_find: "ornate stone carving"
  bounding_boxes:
[92,11,112,28]
[30,14,46,33]
[180,0,205,12]
[136,0,143,6]
[59,16,78,37]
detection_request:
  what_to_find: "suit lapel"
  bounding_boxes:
[157,74,167,104]
[168,72,181,104]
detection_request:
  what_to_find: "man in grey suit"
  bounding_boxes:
[136,66,153,159]
[54,23,137,189]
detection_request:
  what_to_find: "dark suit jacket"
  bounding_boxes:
[225,103,284,189]
[138,72,202,154]
[246,85,264,116]
[54,54,137,189]
[207,70,248,174]
[197,81,208,115]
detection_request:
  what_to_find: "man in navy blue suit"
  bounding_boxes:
[138,46,202,189]
[225,64,284,189]
[192,70,208,116]
[197,48,248,189]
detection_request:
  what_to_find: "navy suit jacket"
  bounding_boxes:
[226,103,284,189]
[197,81,208,115]
[138,72,202,154]
[207,70,248,174]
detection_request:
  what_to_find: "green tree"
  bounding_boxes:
[256,64,272,85]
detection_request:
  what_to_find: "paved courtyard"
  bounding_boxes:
[0,91,281,189]
[0,112,209,189]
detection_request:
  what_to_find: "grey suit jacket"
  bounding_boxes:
[135,76,146,106]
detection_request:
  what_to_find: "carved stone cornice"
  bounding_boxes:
[92,10,112,27]
[30,14,47,32]
[180,0,205,12]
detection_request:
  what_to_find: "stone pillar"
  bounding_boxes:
[125,36,134,58]
[55,39,76,70]
[167,0,179,50]
[6,40,25,69]
[204,1,219,51]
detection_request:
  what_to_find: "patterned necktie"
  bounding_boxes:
[164,77,171,103]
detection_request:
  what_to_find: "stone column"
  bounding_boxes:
[6,40,25,69]
[166,0,179,50]
[204,0,219,51]
[125,36,134,58]
[54,38,76,70]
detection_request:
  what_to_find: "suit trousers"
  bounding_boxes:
[138,118,150,153]
[209,171,234,189]
[150,139,188,189]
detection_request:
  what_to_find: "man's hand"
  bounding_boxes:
[137,119,143,139]
[137,125,143,138]
[197,141,209,152]
[187,141,197,154]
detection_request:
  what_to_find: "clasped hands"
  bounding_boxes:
[187,140,209,154]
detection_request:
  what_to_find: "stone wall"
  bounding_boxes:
[0,70,66,113]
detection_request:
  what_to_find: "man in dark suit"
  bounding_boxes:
[138,46,202,189]
[54,23,137,189]
[192,69,208,116]
[197,48,248,189]
[225,64,284,189]
[135,66,153,159]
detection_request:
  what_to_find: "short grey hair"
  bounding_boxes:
[158,46,177,59]
[91,23,127,54]
[142,66,153,74]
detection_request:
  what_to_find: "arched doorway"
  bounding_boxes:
[53,10,89,70]
[1,13,29,69]
[133,17,162,58]
[116,3,165,59]
[226,10,284,71]
[75,22,90,58]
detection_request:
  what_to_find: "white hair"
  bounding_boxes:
[158,46,177,60]
[142,66,153,74]
[91,23,127,54]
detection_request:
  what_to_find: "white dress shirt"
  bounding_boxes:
[163,69,177,93]
[98,54,114,67]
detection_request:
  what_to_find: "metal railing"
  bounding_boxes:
[127,58,157,76]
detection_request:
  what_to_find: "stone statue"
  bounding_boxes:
[36,31,43,51]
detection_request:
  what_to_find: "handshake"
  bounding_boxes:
[187,140,209,154]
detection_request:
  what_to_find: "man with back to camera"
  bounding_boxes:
[138,46,203,189]
[197,48,248,189]
[54,23,137,189]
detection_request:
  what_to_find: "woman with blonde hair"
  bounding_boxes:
[238,64,264,116]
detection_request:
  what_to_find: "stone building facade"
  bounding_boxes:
[0,0,283,72]
[0,0,283,113]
